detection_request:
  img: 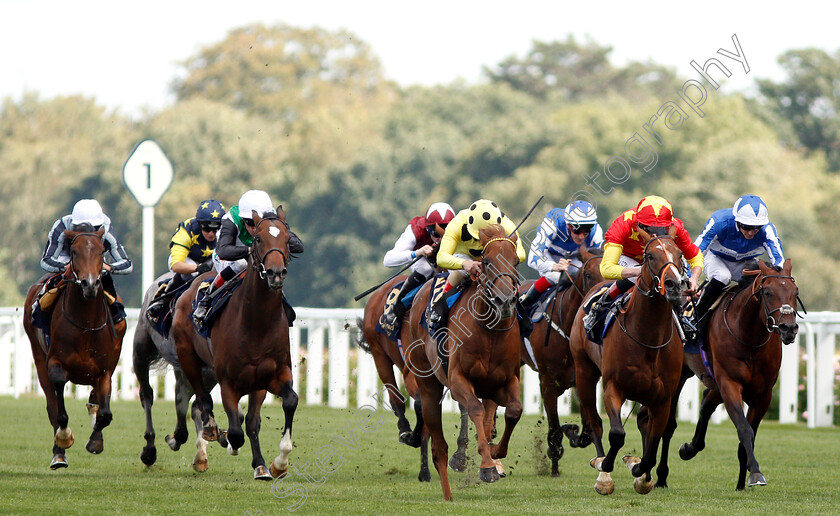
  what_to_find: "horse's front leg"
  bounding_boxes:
[133,331,158,465]
[449,375,498,483]
[245,390,272,480]
[540,375,565,476]
[625,401,670,495]
[447,402,470,472]
[653,368,691,488]
[86,373,114,454]
[269,375,297,479]
[680,387,723,461]
[599,383,626,475]
[220,380,244,455]
[48,361,74,451]
[489,377,523,463]
[165,369,195,451]
[730,385,771,490]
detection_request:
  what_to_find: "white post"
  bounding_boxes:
[306,324,324,405]
[806,323,817,429]
[778,336,800,423]
[327,320,349,408]
[142,205,155,297]
[678,376,700,422]
[815,327,836,427]
[522,366,541,415]
[356,346,377,408]
[557,390,572,417]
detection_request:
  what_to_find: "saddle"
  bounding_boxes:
[30,273,68,339]
[375,280,423,342]
[148,276,199,338]
[582,284,630,345]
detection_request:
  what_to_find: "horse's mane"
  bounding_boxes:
[70,222,97,233]
[585,247,604,257]
[733,259,780,292]
[478,224,515,246]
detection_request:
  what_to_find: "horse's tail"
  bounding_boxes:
[355,317,371,354]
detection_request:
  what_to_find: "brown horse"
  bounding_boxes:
[356,275,431,482]
[405,224,523,500]
[570,229,685,495]
[172,208,297,480]
[678,259,799,490]
[520,246,603,476]
[23,227,127,469]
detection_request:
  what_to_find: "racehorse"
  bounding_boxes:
[405,224,523,500]
[569,228,685,495]
[678,259,800,490]
[520,246,603,476]
[171,208,298,480]
[356,275,431,482]
[133,271,227,467]
[23,226,127,469]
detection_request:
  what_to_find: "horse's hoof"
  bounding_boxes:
[679,443,696,461]
[418,468,431,482]
[595,472,614,495]
[50,455,68,470]
[479,466,500,483]
[622,454,641,473]
[551,468,560,478]
[140,446,157,466]
[55,428,74,449]
[254,465,272,481]
[165,434,181,451]
[748,472,767,487]
[448,452,467,472]
[269,461,288,479]
[85,439,103,454]
[590,456,605,471]
[227,443,239,456]
[398,431,412,445]
[493,459,506,478]
[201,425,219,442]
[218,430,229,448]
[634,476,655,495]
[193,458,209,472]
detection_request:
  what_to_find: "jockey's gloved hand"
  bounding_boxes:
[195,261,213,275]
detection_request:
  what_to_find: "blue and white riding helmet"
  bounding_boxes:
[563,200,598,230]
[732,195,769,227]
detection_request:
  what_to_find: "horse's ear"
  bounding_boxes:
[579,244,591,260]
[783,258,792,274]
[637,225,652,243]
[757,260,772,274]
[63,229,78,241]
[276,204,286,219]
[667,224,677,237]
[252,210,262,224]
[95,227,106,239]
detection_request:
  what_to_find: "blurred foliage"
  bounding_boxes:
[1,27,838,310]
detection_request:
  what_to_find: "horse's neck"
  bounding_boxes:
[64,283,107,321]
[728,282,766,334]
[559,283,582,328]
[236,273,286,327]
[631,282,674,323]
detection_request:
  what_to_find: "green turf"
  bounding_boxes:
[0,395,837,515]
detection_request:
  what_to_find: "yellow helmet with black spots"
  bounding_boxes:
[465,199,503,239]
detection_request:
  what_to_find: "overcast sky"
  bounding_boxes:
[1,1,837,117]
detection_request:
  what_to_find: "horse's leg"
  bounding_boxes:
[245,390,272,480]
[406,395,424,449]
[220,380,244,455]
[133,332,158,465]
[371,346,411,442]
[447,402,470,472]
[418,427,431,482]
[191,397,210,472]
[449,375,497,483]
[482,399,506,477]
[679,387,723,460]
[732,388,772,490]
[421,379,452,500]
[33,349,67,468]
[269,377,298,479]
[599,383,626,474]
[575,355,605,458]
[85,372,114,454]
[47,361,74,451]
[540,377,565,476]
[625,401,670,495]
[165,368,194,451]
[489,378,523,463]
[653,368,690,488]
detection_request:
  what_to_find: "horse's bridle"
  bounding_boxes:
[63,232,109,332]
[249,217,289,281]
[636,236,684,298]
[722,272,805,348]
[475,237,520,331]
[68,232,105,286]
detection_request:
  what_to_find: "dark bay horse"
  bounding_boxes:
[570,228,685,495]
[357,275,431,482]
[172,209,297,480]
[679,259,799,490]
[23,227,127,469]
[133,271,226,467]
[405,224,523,501]
[520,246,603,476]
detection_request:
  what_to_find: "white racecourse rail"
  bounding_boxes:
[0,307,836,427]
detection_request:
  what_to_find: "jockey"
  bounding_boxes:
[428,199,527,327]
[146,199,226,320]
[582,195,703,332]
[692,195,784,325]
[193,190,304,322]
[519,200,604,312]
[379,202,456,328]
[40,199,133,323]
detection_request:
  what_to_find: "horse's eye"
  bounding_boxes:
[254,236,261,244]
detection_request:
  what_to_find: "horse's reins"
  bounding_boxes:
[62,232,111,334]
[545,254,600,341]
[617,236,682,349]
[722,272,802,349]
[249,217,290,281]
[475,237,520,332]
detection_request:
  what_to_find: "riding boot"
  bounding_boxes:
[381,271,427,328]
[428,285,459,331]
[147,275,186,320]
[517,284,543,314]
[582,290,612,333]
[692,279,727,347]
[101,272,125,324]
[193,280,222,323]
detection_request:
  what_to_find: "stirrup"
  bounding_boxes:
[380,310,397,328]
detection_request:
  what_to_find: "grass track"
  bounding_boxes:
[0,395,837,515]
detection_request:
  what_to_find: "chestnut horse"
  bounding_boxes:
[356,275,430,482]
[405,224,523,501]
[570,229,685,495]
[679,259,800,490]
[520,246,603,475]
[23,227,127,469]
[172,209,297,480]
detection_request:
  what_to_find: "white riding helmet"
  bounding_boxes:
[732,195,769,226]
[238,190,275,219]
[71,199,105,227]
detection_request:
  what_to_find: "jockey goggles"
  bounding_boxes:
[568,223,594,235]
[737,222,763,232]
[200,222,221,232]
[637,222,670,236]
[427,223,448,238]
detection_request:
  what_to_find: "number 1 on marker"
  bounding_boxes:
[144,163,151,188]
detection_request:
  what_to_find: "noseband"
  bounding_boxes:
[249,218,289,281]
[637,236,683,298]
[724,273,804,348]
